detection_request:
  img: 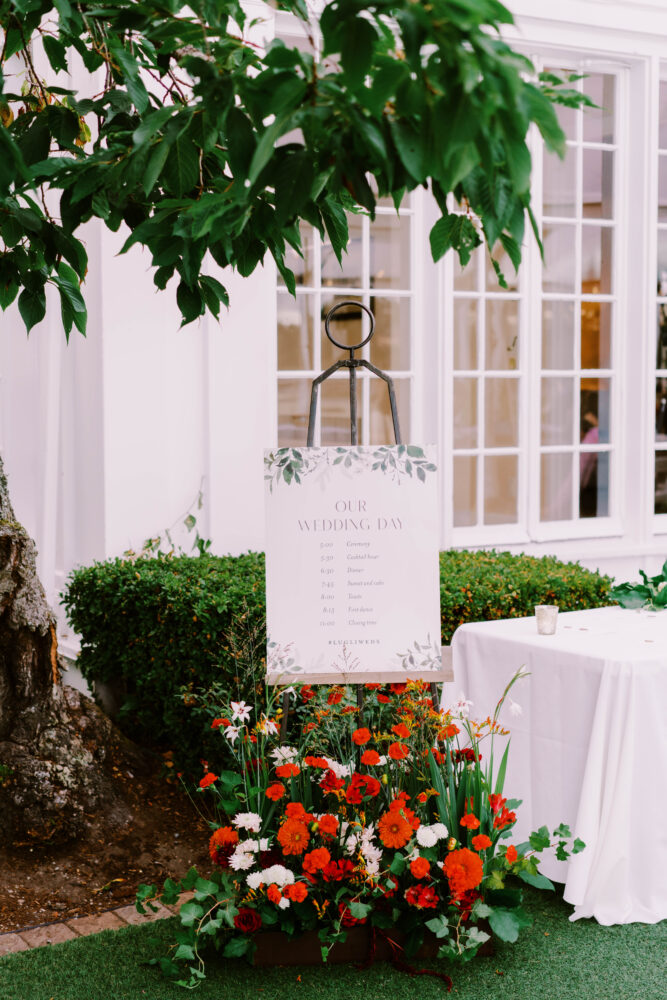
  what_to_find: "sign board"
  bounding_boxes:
[264,445,441,684]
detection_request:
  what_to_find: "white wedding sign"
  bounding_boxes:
[264,445,441,684]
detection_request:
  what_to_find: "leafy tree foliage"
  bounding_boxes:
[0,0,583,334]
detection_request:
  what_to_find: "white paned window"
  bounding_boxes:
[539,71,616,525]
[276,206,414,446]
[451,243,522,529]
[655,79,667,516]
[448,64,621,541]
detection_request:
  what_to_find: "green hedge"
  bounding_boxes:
[62,549,612,771]
[438,549,613,643]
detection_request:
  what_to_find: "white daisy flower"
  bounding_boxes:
[232,812,262,833]
[416,826,438,848]
[278,897,291,909]
[431,822,449,840]
[229,850,255,871]
[247,864,295,890]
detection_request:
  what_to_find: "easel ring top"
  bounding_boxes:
[324,301,375,352]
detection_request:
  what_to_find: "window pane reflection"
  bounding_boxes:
[542,300,575,369]
[657,308,667,370]
[541,377,574,445]
[278,293,314,370]
[543,147,576,217]
[543,224,576,292]
[485,379,519,448]
[580,451,609,518]
[583,74,615,144]
[582,149,614,219]
[484,455,518,524]
[321,378,362,444]
[659,156,667,222]
[453,246,480,291]
[486,300,519,370]
[369,297,411,370]
[580,379,610,445]
[370,378,410,444]
[278,379,311,445]
[660,81,667,149]
[454,456,477,526]
[541,452,573,521]
[454,378,478,448]
[655,451,667,514]
[655,377,667,438]
[370,214,411,290]
[581,225,613,294]
[581,302,612,369]
[454,299,478,370]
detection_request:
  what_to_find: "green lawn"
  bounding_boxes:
[0,888,665,1000]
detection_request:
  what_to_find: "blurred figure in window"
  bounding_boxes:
[580,410,599,517]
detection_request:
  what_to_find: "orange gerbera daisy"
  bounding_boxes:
[277,818,310,855]
[360,749,381,765]
[392,722,410,739]
[460,812,480,830]
[378,809,412,849]
[443,848,484,901]
[505,845,518,864]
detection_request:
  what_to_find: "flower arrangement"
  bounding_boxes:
[609,559,667,609]
[138,674,583,988]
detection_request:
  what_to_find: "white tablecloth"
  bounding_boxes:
[444,606,667,925]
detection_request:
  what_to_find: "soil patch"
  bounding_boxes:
[0,752,212,934]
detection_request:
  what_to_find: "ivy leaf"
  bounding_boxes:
[517,871,555,891]
[223,935,251,958]
[488,906,532,943]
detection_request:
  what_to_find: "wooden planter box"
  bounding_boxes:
[252,924,493,967]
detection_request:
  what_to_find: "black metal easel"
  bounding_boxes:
[279,302,439,738]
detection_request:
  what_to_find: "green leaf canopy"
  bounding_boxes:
[0,0,585,332]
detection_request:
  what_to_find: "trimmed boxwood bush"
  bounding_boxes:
[62,549,612,772]
[439,549,613,643]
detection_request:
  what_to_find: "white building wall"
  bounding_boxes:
[3,0,667,664]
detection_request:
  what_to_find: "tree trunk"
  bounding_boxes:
[0,457,146,844]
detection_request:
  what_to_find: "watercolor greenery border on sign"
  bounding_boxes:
[264,446,437,491]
